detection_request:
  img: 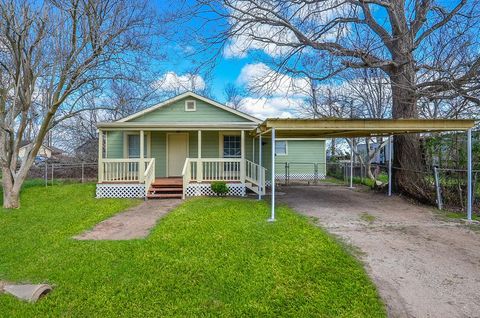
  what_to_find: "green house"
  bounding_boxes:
[96,92,326,198]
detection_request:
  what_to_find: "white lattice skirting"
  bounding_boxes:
[96,184,145,198]
[186,183,246,197]
[265,173,327,186]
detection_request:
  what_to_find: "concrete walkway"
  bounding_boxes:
[75,199,181,240]
[278,184,480,318]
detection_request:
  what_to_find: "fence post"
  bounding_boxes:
[51,164,54,186]
[81,163,85,183]
[434,166,443,210]
[314,163,318,184]
[284,162,288,185]
[44,163,48,187]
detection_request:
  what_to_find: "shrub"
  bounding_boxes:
[211,181,229,196]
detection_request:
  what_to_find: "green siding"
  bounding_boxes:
[276,140,326,175]
[151,132,166,177]
[129,97,252,123]
[201,131,220,158]
[261,139,326,179]
[106,131,124,158]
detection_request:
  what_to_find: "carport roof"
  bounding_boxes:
[255,118,476,138]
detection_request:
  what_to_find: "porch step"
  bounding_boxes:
[146,193,182,199]
[147,178,183,200]
[150,187,182,192]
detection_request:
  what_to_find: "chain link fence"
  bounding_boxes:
[275,162,326,185]
[27,162,98,185]
[326,161,479,214]
[434,167,480,213]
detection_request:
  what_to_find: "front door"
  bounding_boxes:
[167,133,188,176]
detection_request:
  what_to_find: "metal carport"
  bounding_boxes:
[253,119,476,221]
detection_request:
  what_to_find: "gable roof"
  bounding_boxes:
[117,91,261,124]
[19,141,65,154]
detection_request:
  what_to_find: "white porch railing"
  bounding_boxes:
[100,158,153,183]
[246,160,267,195]
[182,158,266,198]
[143,159,156,197]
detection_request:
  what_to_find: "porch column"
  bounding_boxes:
[98,129,104,182]
[388,135,393,196]
[240,130,246,185]
[197,130,203,182]
[258,134,262,200]
[139,130,144,182]
[269,128,276,222]
[467,128,473,221]
[198,130,202,158]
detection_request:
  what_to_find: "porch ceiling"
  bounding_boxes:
[255,118,476,138]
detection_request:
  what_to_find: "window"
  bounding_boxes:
[275,140,287,155]
[223,135,241,158]
[185,100,196,111]
[127,134,147,158]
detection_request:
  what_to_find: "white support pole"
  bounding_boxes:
[98,130,103,182]
[139,130,144,182]
[269,128,276,222]
[258,134,263,200]
[467,128,473,221]
[240,130,246,185]
[388,135,393,196]
[349,139,354,188]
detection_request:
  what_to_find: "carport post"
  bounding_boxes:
[467,128,472,221]
[269,128,276,222]
[349,140,354,188]
[258,134,262,200]
[388,135,393,196]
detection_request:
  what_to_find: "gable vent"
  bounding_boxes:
[185,100,196,112]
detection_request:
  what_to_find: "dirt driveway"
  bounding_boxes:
[278,184,480,318]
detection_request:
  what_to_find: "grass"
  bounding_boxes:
[0,182,385,317]
[324,174,389,188]
[360,212,376,224]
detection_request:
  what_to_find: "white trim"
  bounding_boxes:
[116,92,261,123]
[98,124,256,131]
[275,138,327,141]
[166,133,189,177]
[185,99,196,112]
[219,131,241,158]
[275,140,288,156]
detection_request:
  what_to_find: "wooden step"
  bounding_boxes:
[149,187,183,192]
[147,193,182,199]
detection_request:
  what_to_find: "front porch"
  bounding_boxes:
[96,157,266,199]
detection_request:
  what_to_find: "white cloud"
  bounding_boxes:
[234,63,310,119]
[237,63,310,97]
[241,96,303,119]
[153,72,205,93]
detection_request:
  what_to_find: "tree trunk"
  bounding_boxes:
[390,67,429,201]
[2,167,21,209]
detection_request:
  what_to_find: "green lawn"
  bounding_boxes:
[0,182,385,317]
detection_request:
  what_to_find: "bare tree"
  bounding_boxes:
[224,82,244,110]
[0,0,157,208]
[192,0,480,200]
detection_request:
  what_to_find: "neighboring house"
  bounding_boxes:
[75,139,99,162]
[356,142,391,164]
[18,141,65,163]
[96,92,326,199]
